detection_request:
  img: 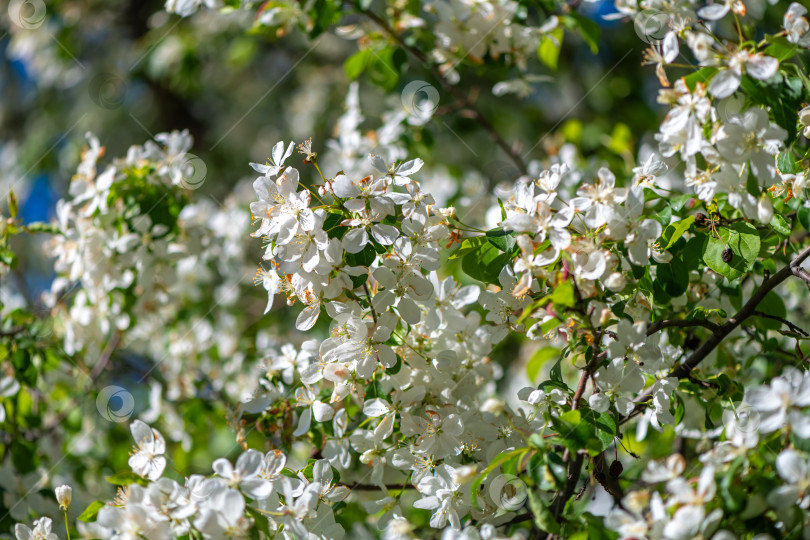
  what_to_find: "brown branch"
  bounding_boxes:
[751,310,809,337]
[620,243,810,424]
[355,3,529,180]
[362,282,378,325]
[0,325,25,337]
[792,265,810,286]
[349,483,416,490]
[549,325,601,523]
[646,319,721,335]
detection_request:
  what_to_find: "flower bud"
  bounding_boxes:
[799,105,810,127]
[757,194,773,224]
[604,272,626,292]
[481,397,505,415]
[55,484,72,510]
[451,464,478,484]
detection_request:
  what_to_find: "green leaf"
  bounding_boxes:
[367,46,406,91]
[763,36,798,63]
[470,448,526,508]
[538,28,563,70]
[307,0,342,38]
[485,228,517,253]
[755,292,787,331]
[0,248,18,268]
[799,206,810,232]
[344,49,372,80]
[720,456,747,513]
[549,358,563,383]
[702,222,760,280]
[246,506,273,536]
[655,256,689,298]
[345,243,377,267]
[106,471,149,487]
[567,13,600,54]
[77,500,106,522]
[386,354,402,375]
[527,347,559,382]
[687,305,727,321]
[528,490,560,535]
[461,242,512,285]
[584,409,618,452]
[551,409,603,456]
[660,215,695,250]
[449,236,487,260]
[8,190,17,218]
[683,67,717,91]
[777,151,799,175]
[550,281,575,308]
[669,193,694,213]
[769,213,791,237]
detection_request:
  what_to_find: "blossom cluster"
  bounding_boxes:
[5,0,810,539]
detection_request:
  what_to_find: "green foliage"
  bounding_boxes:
[702,222,761,280]
[461,241,514,285]
[527,346,559,382]
[77,501,106,522]
[550,408,617,457]
[538,28,564,70]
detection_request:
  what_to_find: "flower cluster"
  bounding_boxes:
[6,0,810,539]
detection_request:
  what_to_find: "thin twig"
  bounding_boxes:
[751,310,809,337]
[646,319,721,335]
[363,282,378,325]
[349,483,416,491]
[355,3,529,179]
[0,326,25,337]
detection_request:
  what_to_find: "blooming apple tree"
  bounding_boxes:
[3,0,810,539]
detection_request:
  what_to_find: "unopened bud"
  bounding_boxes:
[481,397,506,415]
[452,464,478,484]
[604,272,626,292]
[55,484,72,510]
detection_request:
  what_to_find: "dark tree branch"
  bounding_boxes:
[0,326,25,337]
[646,319,721,335]
[751,310,809,337]
[620,244,810,424]
[349,483,416,491]
[363,282,378,325]
[792,265,810,286]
